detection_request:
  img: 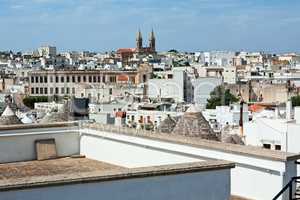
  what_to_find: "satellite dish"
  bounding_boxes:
[10,88,18,94]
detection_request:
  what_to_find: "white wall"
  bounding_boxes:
[244,118,300,153]
[0,128,80,163]
[81,129,296,200]
[80,133,200,168]
[0,169,231,200]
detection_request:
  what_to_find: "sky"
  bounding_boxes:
[0,0,300,53]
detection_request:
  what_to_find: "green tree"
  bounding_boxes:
[168,49,178,53]
[23,96,49,109]
[206,86,239,109]
[291,95,300,107]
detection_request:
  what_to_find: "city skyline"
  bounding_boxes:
[1,0,300,52]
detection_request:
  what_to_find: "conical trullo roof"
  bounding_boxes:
[157,115,179,133]
[2,106,15,117]
[172,105,218,140]
[0,105,22,125]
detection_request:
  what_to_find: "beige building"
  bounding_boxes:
[28,69,150,98]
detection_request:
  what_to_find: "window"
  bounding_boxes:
[35,76,39,83]
[31,77,34,83]
[55,76,59,83]
[167,74,173,79]
[109,76,116,83]
[66,87,70,94]
[66,76,70,83]
[109,88,113,95]
[35,88,39,94]
[83,76,86,82]
[78,76,81,82]
[40,88,44,94]
[98,76,101,82]
[93,76,96,82]
[61,76,64,83]
[72,88,75,94]
[40,76,43,83]
[50,88,54,94]
[72,76,75,83]
[31,88,34,94]
[61,88,65,94]
[130,76,135,84]
[44,88,48,94]
[275,145,281,151]
[55,87,59,94]
[263,144,271,149]
[89,76,92,83]
[50,76,53,83]
[44,76,48,83]
[102,76,106,83]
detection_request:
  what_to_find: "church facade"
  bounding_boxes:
[117,30,156,62]
[135,29,156,54]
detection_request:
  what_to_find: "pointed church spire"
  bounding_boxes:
[149,28,156,52]
[137,28,142,40]
[136,28,143,51]
[150,28,155,40]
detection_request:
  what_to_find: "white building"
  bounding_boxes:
[192,77,222,106]
[148,70,193,103]
[38,46,57,57]
[244,106,300,153]
[203,104,249,129]
[223,66,237,84]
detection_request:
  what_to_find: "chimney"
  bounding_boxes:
[239,100,244,137]
[286,100,292,121]
[274,107,279,119]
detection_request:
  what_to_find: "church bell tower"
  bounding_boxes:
[136,29,143,52]
[149,29,156,52]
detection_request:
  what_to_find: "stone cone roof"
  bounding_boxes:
[222,134,244,145]
[1,106,15,117]
[157,115,179,133]
[172,110,218,140]
[39,112,69,124]
[0,105,22,125]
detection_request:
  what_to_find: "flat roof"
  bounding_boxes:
[1,123,299,162]
[0,122,78,132]
[0,157,234,191]
[84,123,300,162]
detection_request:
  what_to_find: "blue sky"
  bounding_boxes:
[0,0,300,52]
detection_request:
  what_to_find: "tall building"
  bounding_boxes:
[135,29,156,54]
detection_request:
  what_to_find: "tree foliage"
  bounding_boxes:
[168,49,178,53]
[291,95,300,107]
[206,86,239,109]
[23,96,49,109]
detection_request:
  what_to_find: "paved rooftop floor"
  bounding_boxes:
[0,157,124,181]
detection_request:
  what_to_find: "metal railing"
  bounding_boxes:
[273,176,300,200]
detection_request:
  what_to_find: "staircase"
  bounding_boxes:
[273,177,300,200]
[295,185,300,199]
